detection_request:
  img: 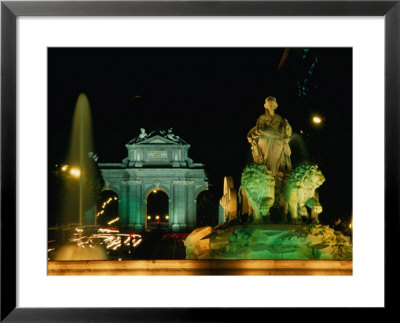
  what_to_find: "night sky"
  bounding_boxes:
[48,47,352,225]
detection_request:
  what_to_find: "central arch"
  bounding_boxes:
[145,188,169,231]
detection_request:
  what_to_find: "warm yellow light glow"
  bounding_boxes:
[165,215,169,220]
[70,168,81,177]
[107,217,120,225]
[133,239,142,247]
[147,216,151,220]
[98,228,118,233]
[114,197,118,200]
[312,116,322,124]
[155,215,160,220]
[61,165,69,172]
[153,189,157,193]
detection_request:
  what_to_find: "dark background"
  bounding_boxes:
[48,47,352,226]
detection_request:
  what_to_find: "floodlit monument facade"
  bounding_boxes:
[98,129,208,232]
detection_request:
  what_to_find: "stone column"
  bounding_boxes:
[168,196,173,231]
[128,179,144,231]
[187,181,196,230]
[172,180,188,232]
[118,181,129,229]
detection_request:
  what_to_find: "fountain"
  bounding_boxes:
[185,96,352,260]
[54,93,108,260]
[61,93,97,226]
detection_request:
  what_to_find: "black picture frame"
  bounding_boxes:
[1,0,398,321]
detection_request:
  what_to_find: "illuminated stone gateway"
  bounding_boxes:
[98,129,208,232]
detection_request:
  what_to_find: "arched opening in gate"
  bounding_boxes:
[146,189,169,231]
[96,190,119,227]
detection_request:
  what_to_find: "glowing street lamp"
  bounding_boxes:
[70,168,81,177]
[312,115,322,125]
[61,165,69,172]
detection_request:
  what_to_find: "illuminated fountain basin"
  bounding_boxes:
[184,224,352,260]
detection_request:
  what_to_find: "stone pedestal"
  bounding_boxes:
[135,224,144,231]
[172,224,181,232]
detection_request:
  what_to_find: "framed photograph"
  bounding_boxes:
[46,46,354,267]
[1,0,397,321]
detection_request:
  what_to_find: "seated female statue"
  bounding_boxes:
[247,96,292,176]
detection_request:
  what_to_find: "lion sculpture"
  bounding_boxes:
[240,163,275,224]
[280,162,325,224]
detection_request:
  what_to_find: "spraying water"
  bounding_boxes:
[61,93,97,226]
[54,93,109,260]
